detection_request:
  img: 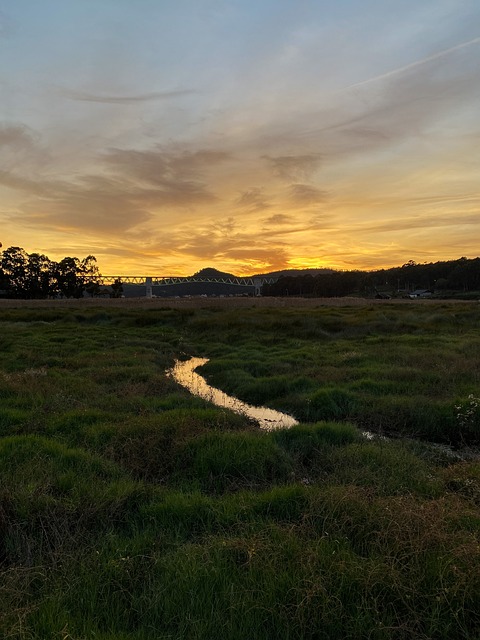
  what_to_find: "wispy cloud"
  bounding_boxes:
[105,147,229,189]
[344,36,480,91]
[263,214,294,226]
[356,212,480,235]
[2,1,480,273]
[258,35,480,170]
[236,187,272,211]
[0,124,36,149]
[59,88,196,104]
[0,170,52,196]
[181,239,290,272]
[263,154,322,181]
[14,175,153,233]
[6,145,232,235]
[151,216,293,272]
[288,183,328,205]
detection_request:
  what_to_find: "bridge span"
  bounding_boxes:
[98,275,278,297]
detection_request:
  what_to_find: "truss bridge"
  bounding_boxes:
[97,275,278,297]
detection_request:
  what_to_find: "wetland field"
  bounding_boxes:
[1,299,479,639]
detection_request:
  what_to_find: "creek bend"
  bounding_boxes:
[168,357,298,430]
[168,358,480,459]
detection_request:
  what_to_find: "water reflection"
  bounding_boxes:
[168,357,298,431]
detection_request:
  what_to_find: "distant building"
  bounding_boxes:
[409,289,432,298]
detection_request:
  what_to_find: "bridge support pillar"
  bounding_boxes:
[145,277,153,298]
[253,278,262,296]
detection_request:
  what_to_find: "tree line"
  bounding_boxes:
[2,246,479,300]
[0,246,123,299]
[262,257,480,298]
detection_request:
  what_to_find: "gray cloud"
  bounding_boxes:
[345,37,480,92]
[15,175,153,233]
[59,88,196,104]
[263,154,322,181]
[358,212,480,235]
[249,40,480,179]
[263,222,331,238]
[180,237,290,271]
[0,170,52,196]
[402,193,480,206]
[219,247,290,269]
[297,45,480,161]
[209,217,237,236]
[104,147,228,204]
[263,213,294,225]
[168,150,232,175]
[236,187,271,211]
[0,124,36,149]
[167,216,291,271]
[0,124,49,175]
[7,146,232,235]
[289,183,328,204]
[260,210,332,238]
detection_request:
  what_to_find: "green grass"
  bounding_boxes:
[0,302,479,639]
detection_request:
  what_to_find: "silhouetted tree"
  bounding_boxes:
[0,246,109,299]
[0,247,29,298]
[25,253,54,298]
[54,257,83,298]
[79,255,101,297]
[263,258,480,299]
[110,278,124,298]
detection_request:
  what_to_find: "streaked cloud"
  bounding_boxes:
[236,187,272,211]
[1,1,479,273]
[288,184,328,205]
[0,124,36,149]
[263,214,294,226]
[14,175,153,233]
[0,170,52,196]
[104,147,229,192]
[356,212,480,235]
[263,154,322,181]
[344,36,480,91]
[59,87,196,104]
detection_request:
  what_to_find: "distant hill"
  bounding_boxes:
[192,267,237,279]
[148,267,251,298]
[121,258,480,299]
[193,267,335,279]
[122,266,337,297]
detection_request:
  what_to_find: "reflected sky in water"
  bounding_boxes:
[169,357,298,431]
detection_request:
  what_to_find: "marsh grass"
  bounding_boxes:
[172,431,294,492]
[1,302,479,638]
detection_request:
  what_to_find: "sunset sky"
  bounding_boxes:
[1,1,479,275]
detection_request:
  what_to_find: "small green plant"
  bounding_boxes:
[455,394,480,443]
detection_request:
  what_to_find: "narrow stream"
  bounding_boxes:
[168,357,298,430]
[167,358,480,459]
